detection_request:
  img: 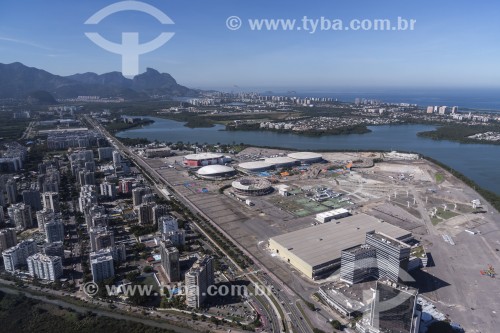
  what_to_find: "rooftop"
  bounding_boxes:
[269,214,411,268]
[184,152,223,160]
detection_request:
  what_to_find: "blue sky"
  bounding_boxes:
[1,0,499,91]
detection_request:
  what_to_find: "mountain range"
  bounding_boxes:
[0,62,199,101]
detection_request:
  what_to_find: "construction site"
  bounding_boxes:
[139,146,500,333]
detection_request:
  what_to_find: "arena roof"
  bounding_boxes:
[197,165,236,176]
[264,156,298,166]
[269,214,412,268]
[287,152,323,161]
[238,161,273,171]
[184,153,224,161]
[232,177,272,191]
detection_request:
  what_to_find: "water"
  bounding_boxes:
[117,117,500,195]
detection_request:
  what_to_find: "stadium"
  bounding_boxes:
[196,165,237,180]
[288,152,323,164]
[183,153,230,167]
[232,177,273,196]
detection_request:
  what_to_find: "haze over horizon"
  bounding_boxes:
[1,0,500,90]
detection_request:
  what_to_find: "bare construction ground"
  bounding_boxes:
[143,149,500,332]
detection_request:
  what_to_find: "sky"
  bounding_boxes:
[1,0,500,91]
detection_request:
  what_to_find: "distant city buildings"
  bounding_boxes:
[47,130,104,150]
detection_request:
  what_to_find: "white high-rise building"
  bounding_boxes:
[36,208,55,233]
[185,256,214,308]
[90,248,115,283]
[159,215,178,233]
[112,151,121,168]
[42,192,60,213]
[27,253,63,281]
[89,226,114,252]
[160,241,180,282]
[2,239,38,272]
[100,182,117,199]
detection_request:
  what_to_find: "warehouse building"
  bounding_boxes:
[315,208,350,223]
[268,214,412,280]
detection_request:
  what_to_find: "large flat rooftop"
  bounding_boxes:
[269,213,412,268]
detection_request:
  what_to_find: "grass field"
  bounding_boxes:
[269,194,351,217]
[435,173,445,183]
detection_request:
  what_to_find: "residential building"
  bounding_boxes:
[159,215,178,233]
[36,208,55,233]
[6,179,17,204]
[89,226,114,252]
[7,203,33,229]
[2,239,38,272]
[42,192,60,213]
[0,228,17,252]
[100,182,117,199]
[185,256,214,308]
[22,189,42,211]
[160,240,180,282]
[45,220,65,243]
[137,203,154,225]
[27,253,63,281]
[90,248,115,283]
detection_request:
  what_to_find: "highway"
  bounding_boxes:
[84,115,294,332]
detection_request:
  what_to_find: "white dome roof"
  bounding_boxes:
[197,165,235,175]
[238,161,273,171]
[287,152,323,161]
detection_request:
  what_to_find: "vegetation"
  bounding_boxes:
[427,321,458,333]
[418,124,500,145]
[435,172,444,183]
[105,118,154,134]
[0,111,30,142]
[117,137,151,146]
[0,291,175,333]
[424,155,500,212]
[330,320,344,330]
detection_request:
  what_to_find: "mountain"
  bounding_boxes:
[0,62,199,100]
